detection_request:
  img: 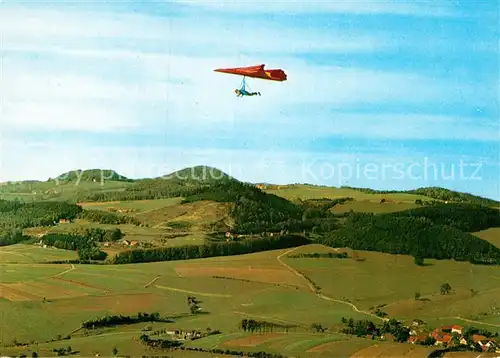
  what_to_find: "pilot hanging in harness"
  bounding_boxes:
[234,77,261,97]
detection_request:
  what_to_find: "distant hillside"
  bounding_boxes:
[53,169,132,183]
[81,166,233,202]
[180,180,341,234]
[341,186,500,207]
[158,166,234,183]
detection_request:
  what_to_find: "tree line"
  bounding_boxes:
[77,209,141,225]
[41,227,122,260]
[287,252,348,259]
[82,312,171,329]
[139,334,183,349]
[239,319,299,333]
[111,234,311,264]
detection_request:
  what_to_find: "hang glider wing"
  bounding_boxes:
[214,64,287,82]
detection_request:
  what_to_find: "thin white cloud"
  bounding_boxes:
[2,46,492,138]
[170,0,458,17]
[1,7,390,55]
[230,113,500,142]
[1,101,141,132]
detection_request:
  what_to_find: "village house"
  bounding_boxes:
[472,334,487,345]
[451,325,464,335]
[165,329,202,341]
[410,319,426,335]
[382,333,397,342]
[478,338,497,352]
[432,332,453,346]
[59,218,70,224]
[409,334,429,344]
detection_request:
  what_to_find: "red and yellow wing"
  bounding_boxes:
[214,64,287,81]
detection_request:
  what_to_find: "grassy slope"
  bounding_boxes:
[283,245,500,328]
[1,245,499,358]
[264,185,435,202]
[0,180,132,202]
[473,227,500,248]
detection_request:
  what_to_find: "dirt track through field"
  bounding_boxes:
[155,284,232,297]
[144,275,161,288]
[277,246,387,322]
[278,246,500,329]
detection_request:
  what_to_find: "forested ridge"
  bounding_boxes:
[386,203,500,232]
[342,185,500,207]
[320,210,500,264]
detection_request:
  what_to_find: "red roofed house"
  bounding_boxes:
[472,334,487,344]
[432,332,453,346]
[409,334,429,344]
[451,325,463,335]
[478,338,497,352]
[439,325,453,333]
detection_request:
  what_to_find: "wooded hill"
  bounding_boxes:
[342,186,500,207]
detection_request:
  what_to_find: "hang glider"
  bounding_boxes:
[214,64,287,82]
[214,64,287,97]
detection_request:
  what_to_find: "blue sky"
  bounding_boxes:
[1,0,498,199]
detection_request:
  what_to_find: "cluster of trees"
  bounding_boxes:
[321,211,500,265]
[287,252,348,259]
[239,319,298,333]
[77,209,141,225]
[41,227,122,261]
[0,199,82,230]
[388,203,500,232]
[111,234,311,264]
[82,312,170,329]
[52,347,73,356]
[0,228,29,247]
[139,334,183,349]
[340,317,410,342]
[187,296,201,314]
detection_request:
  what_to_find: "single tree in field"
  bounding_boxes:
[112,347,118,356]
[440,283,452,295]
[414,292,421,300]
